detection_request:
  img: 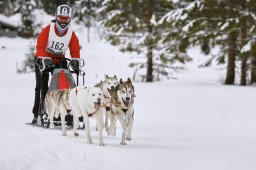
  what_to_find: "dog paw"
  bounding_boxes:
[79,122,85,129]
[87,138,93,144]
[99,143,105,146]
[49,124,54,129]
[62,132,67,136]
[120,141,127,145]
[74,133,79,137]
[126,137,132,141]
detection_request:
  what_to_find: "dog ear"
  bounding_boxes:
[127,77,132,84]
[105,75,109,79]
[120,78,123,84]
[114,75,117,80]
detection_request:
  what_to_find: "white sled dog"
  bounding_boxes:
[108,78,136,145]
[45,89,71,136]
[69,86,105,146]
[95,75,118,132]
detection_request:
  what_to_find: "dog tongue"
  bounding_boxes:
[94,103,100,109]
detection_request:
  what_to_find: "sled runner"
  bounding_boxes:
[27,57,85,129]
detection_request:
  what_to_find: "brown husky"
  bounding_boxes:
[108,78,136,145]
[45,89,71,136]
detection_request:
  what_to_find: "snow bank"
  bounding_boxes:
[0,14,19,28]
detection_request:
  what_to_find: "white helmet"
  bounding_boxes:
[55,4,72,31]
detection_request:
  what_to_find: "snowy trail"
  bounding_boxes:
[1,36,256,170]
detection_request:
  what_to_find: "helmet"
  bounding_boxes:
[55,4,72,31]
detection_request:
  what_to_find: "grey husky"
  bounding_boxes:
[108,78,136,145]
[95,75,118,132]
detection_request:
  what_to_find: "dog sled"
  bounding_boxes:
[26,57,85,129]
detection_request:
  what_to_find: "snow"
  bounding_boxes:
[182,20,195,32]
[241,40,253,53]
[1,22,256,170]
[220,22,229,31]
[150,14,157,26]
[0,14,19,28]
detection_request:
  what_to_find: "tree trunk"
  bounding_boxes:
[146,0,153,82]
[146,46,153,82]
[240,18,247,86]
[87,26,90,43]
[240,55,248,86]
[225,31,237,85]
[251,56,256,84]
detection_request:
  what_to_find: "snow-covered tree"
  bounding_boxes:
[40,0,75,15]
[17,39,36,73]
[20,0,37,38]
[75,0,99,42]
[100,0,189,82]
[0,0,14,16]
[0,0,25,16]
[160,0,256,85]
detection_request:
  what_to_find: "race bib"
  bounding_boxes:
[46,23,73,55]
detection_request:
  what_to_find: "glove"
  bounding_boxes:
[44,58,55,71]
[70,59,79,72]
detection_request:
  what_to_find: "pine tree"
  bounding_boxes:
[0,0,24,16]
[239,0,256,85]
[161,0,256,85]
[41,0,75,15]
[20,0,36,38]
[100,0,187,82]
[17,39,36,73]
[0,0,14,16]
[75,0,99,42]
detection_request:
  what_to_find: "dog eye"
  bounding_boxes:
[108,83,110,84]
[122,90,125,93]
[99,93,102,95]
[129,91,132,93]
[114,83,116,84]
[92,94,95,96]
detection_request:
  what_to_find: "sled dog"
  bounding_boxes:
[45,89,71,136]
[69,86,105,146]
[108,78,136,145]
[95,75,118,131]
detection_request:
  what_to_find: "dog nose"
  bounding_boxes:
[111,86,115,89]
[126,97,130,101]
[97,98,101,102]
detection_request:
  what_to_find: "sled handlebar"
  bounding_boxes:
[37,57,85,73]
[51,57,85,68]
[36,57,86,86]
[50,57,86,85]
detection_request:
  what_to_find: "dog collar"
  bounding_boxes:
[88,109,98,117]
[87,104,104,117]
[104,95,110,99]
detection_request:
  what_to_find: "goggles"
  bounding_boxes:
[57,15,71,24]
